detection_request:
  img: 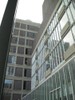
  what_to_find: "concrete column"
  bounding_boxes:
[0,0,18,99]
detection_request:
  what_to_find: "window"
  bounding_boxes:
[15,22,20,28]
[8,55,16,64]
[4,79,13,89]
[27,25,39,31]
[27,32,35,38]
[24,69,31,77]
[25,58,31,66]
[25,48,32,55]
[3,93,11,100]
[18,38,25,45]
[72,25,75,40]
[9,45,16,53]
[13,80,22,90]
[16,56,24,65]
[17,47,24,54]
[70,3,75,20]
[26,39,33,46]
[19,30,26,37]
[6,66,15,76]
[23,81,31,90]
[13,29,19,35]
[63,30,74,52]
[15,67,23,77]
[21,23,26,29]
[12,94,21,100]
[11,37,18,44]
[60,13,68,30]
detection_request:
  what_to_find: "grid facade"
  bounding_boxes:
[3,19,40,100]
[23,0,75,100]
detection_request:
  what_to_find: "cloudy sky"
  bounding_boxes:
[0,0,44,25]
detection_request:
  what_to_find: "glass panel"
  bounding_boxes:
[70,3,75,20]
[13,29,19,35]
[19,30,26,37]
[8,55,16,64]
[72,25,75,40]
[69,59,75,95]
[60,13,68,30]
[15,22,20,28]
[67,7,73,24]
[56,72,60,88]
[19,38,25,45]
[64,65,73,100]
[17,46,24,54]
[14,80,22,90]
[21,23,26,29]
[11,37,18,44]
[16,56,24,65]
[59,69,67,100]
[63,30,74,52]
[10,45,16,53]
[6,66,15,76]
[4,79,13,89]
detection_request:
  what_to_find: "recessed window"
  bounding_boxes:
[18,38,25,45]
[19,30,26,37]
[8,55,16,64]
[15,67,23,77]
[9,45,16,53]
[25,58,31,66]
[23,81,31,90]
[24,69,31,77]
[16,56,24,65]
[11,37,18,44]
[21,23,26,29]
[27,25,39,31]
[4,79,13,89]
[27,32,35,38]
[3,93,11,100]
[26,39,33,46]
[6,66,15,76]
[25,48,32,55]
[13,94,21,100]
[17,47,24,54]
[13,80,22,90]
[15,22,20,28]
[13,29,19,35]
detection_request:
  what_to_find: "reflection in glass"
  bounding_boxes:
[63,31,74,51]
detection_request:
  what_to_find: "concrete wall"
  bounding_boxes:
[33,0,59,51]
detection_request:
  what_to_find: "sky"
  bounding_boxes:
[0,0,44,25]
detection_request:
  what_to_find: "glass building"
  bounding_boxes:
[23,0,75,100]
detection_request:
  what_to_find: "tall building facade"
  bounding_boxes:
[3,19,40,100]
[23,0,75,100]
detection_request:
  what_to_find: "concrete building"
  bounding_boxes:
[3,19,40,100]
[23,0,75,100]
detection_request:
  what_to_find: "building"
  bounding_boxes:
[3,19,40,100]
[22,0,75,100]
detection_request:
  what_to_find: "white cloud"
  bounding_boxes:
[0,0,44,25]
[16,0,44,23]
